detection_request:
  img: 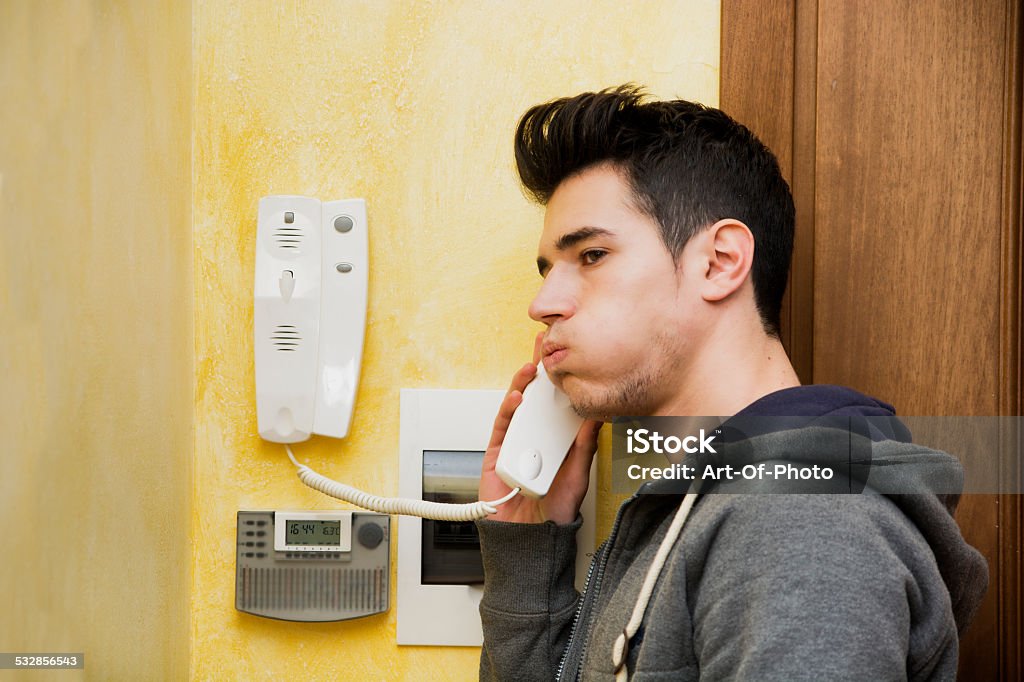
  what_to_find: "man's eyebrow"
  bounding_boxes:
[536,226,615,275]
[555,226,614,251]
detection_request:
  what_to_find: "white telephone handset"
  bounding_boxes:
[254,195,368,443]
[495,362,585,497]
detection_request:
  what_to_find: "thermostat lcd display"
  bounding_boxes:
[274,510,353,552]
[285,520,341,545]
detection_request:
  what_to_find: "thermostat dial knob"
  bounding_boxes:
[358,522,384,549]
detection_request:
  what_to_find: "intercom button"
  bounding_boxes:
[333,215,354,233]
[520,448,543,480]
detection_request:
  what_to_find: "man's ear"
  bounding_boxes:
[700,219,754,302]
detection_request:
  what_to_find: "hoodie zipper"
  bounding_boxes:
[555,493,638,682]
[554,539,602,682]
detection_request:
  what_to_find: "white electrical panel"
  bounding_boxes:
[396,388,597,646]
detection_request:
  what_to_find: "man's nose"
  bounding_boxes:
[528,267,576,324]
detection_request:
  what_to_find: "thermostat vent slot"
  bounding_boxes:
[237,566,387,613]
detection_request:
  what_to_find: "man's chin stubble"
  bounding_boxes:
[569,372,660,421]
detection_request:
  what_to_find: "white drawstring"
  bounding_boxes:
[611,491,700,681]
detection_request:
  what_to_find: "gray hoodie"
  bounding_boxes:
[475,391,988,681]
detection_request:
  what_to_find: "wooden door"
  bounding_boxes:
[722,1,1022,679]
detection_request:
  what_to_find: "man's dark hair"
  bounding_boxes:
[514,84,795,338]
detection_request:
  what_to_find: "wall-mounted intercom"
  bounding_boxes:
[254,195,368,443]
[235,510,389,622]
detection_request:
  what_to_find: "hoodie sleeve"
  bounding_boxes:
[690,494,960,681]
[475,516,582,682]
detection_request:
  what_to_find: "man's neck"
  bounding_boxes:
[656,327,801,418]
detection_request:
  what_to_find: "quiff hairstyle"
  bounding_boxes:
[514,84,795,338]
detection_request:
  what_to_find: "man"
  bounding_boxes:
[476,86,988,680]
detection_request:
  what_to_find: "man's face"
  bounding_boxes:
[530,164,707,419]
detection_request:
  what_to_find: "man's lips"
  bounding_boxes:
[542,342,568,367]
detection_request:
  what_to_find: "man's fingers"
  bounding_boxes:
[486,389,524,451]
[578,420,603,450]
[506,361,538,395]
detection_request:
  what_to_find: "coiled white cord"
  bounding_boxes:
[285,445,521,521]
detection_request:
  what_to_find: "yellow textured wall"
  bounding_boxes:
[0,1,192,680]
[193,0,718,678]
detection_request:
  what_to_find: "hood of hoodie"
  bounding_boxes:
[734,383,914,441]
[642,384,989,636]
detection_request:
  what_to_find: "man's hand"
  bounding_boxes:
[478,332,602,525]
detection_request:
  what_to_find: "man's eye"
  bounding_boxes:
[582,249,608,265]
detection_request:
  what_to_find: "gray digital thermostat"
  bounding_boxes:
[235,510,390,622]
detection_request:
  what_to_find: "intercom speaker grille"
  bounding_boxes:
[273,222,304,251]
[271,324,301,352]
